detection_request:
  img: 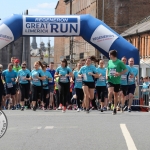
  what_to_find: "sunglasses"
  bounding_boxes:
[22,67,25,68]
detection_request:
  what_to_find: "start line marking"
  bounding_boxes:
[120,124,137,150]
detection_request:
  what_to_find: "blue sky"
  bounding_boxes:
[0,0,58,47]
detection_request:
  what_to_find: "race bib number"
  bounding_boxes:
[99,76,105,81]
[60,76,67,82]
[128,77,134,82]
[121,75,127,81]
[110,69,116,76]
[7,83,13,88]
[83,73,87,81]
[33,78,39,82]
[49,77,53,83]
[76,77,82,83]
[21,76,26,81]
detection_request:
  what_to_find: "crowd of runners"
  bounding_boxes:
[0,50,149,115]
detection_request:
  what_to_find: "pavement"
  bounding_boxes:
[0,109,150,150]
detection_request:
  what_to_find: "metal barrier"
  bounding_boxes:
[132,85,150,112]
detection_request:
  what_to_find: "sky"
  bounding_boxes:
[0,0,58,47]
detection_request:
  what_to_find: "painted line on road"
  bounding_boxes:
[120,124,137,150]
[37,127,42,130]
[32,126,42,130]
[44,126,54,129]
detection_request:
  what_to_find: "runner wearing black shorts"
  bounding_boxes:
[106,50,127,115]
[119,56,132,112]
[78,56,98,113]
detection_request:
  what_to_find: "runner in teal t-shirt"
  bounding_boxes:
[16,63,31,111]
[72,61,83,112]
[120,57,133,112]
[42,63,52,110]
[78,56,98,113]
[2,63,17,110]
[30,61,45,111]
[127,58,138,112]
[95,60,106,112]
[55,59,73,113]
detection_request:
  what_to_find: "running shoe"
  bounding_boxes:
[21,106,24,111]
[101,108,103,112]
[16,105,19,110]
[86,109,90,113]
[67,105,72,110]
[58,104,62,110]
[33,106,36,111]
[11,106,16,110]
[112,108,117,115]
[103,107,107,111]
[128,108,131,112]
[77,108,81,112]
[62,106,66,113]
[121,107,124,113]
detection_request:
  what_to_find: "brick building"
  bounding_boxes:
[121,15,150,77]
[54,0,150,68]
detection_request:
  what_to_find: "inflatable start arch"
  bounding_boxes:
[0,14,139,64]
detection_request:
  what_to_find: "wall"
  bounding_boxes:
[99,0,150,34]
[54,0,66,68]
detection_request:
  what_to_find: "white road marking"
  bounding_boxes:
[44,126,54,129]
[37,127,42,130]
[32,126,42,130]
[120,124,137,150]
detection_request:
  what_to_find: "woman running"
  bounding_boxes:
[42,63,52,110]
[17,62,31,111]
[30,61,45,111]
[95,59,106,112]
[54,59,73,113]
[78,56,98,113]
[72,61,83,112]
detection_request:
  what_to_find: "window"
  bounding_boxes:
[80,53,84,59]
[66,55,70,60]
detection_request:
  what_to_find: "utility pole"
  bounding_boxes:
[69,0,73,68]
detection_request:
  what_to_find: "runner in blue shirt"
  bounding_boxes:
[46,62,55,110]
[95,59,106,112]
[2,63,17,110]
[55,59,73,113]
[127,58,138,112]
[120,56,133,112]
[42,63,52,110]
[78,56,98,113]
[30,61,45,111]
[16,63,31,111]
[72,61,83,112]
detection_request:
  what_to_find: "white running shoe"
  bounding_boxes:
[77,108,81,112]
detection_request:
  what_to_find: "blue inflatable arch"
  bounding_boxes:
[0,14,139,65]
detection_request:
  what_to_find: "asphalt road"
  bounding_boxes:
[0,109,150,150]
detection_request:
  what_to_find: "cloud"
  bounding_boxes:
[28,2,57,15]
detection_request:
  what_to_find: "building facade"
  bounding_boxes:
[121,16,150,77]
[0,37,30,69]
[54,0,150,68]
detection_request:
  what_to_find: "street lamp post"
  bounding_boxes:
[39,42,45,62]
[47,39,51,64]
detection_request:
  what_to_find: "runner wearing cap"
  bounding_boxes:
[13,59,22,110]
